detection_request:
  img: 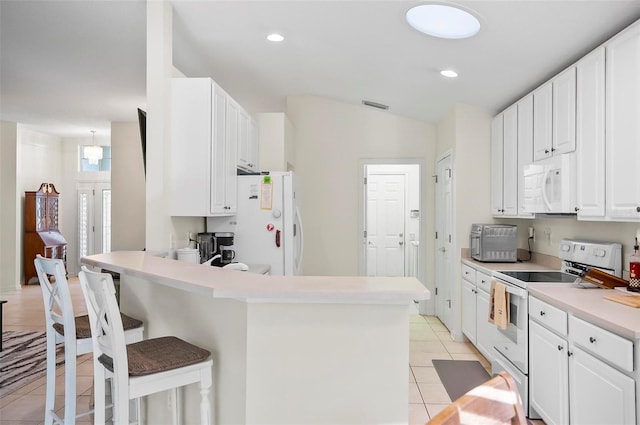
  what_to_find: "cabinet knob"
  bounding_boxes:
[568,351,573,357]
[544,149,550,154]
[636,206,640,213]
[574,207,580,212]
[589,336,596,343]
[539,311,545,316]
[557,345,563,351]
[551,147,556,152]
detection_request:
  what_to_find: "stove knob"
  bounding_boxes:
[560,244,570,252]
[594,249,605,257]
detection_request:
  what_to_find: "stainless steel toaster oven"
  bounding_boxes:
[470,224,517,262]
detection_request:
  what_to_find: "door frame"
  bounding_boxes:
[358,158,426,302]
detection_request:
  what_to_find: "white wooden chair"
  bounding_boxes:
[35,255,145,425]
[78,266,213,425]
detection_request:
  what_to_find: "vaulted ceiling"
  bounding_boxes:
[2,1,640,137]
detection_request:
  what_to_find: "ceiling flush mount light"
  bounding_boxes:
[267,33,284,42]
[440,69,458,78]
[406,4,480,39]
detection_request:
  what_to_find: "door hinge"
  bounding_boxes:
[446,168,452,178]
[435,287,438,295]
[449,234,452,243]
[364,177,367,185]
[435,231,438,239]
[433,174,438,183]
[364,230,367,238]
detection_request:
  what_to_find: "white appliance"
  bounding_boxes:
[490,239,622,418]
[210,171,303,276]
[522,153,577,214]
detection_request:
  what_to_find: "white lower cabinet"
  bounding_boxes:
[461,278,477,344]
[460,263,495,364]
[529,296,636,425]
[530,321,569,425]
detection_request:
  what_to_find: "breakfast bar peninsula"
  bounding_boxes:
[82,251,429,425]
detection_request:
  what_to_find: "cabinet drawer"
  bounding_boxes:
[461,264,476,282]
[569,315,633,372]
[476,272,492,293]
[529,296,568,336]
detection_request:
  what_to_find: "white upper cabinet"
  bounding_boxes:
[491,114,505,215]
[533,82,553,161]
[502,105,518,216]
[517,94,535,218]
[606,21,640,219]
[576,47,606,219]
[533,68,576,162]
[552,66,577,155]
[170,78,237,217]
[237,108,259,173]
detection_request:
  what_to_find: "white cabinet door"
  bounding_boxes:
[569,346,636,425]
[171,78,214,216]
[224,96,238,214]
[606,21,640,219]
[249,118,260,172]
[502,105,518,216]
[552,66,577,155]
[491,114,504,215]
[516,95,535,218]
[237,108,251,171]
[533,82,553,161]
[475,288,494,363]
[529,321,569,425]
[461,279,476,344]
[576,47,606,219]
[211,86,228,215]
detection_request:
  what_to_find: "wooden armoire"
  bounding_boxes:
[24,183,68,285]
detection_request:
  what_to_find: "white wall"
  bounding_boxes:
[286,95,437,280]
[0,121,19,292]
[111,122,146,251]
[436,104,493,339]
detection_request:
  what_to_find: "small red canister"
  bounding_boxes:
[629,239,640,292]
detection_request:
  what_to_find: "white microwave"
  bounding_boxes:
[522,153,577,214]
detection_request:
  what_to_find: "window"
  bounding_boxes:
[80,145,111,172]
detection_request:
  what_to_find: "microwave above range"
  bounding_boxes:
[522,153,577,214]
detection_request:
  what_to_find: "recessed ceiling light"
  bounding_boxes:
[267,33,284,42]
[406,4,480,39]
[440,69,458,78]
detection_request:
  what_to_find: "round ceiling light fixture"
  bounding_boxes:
[406,4,480,39]
[440,69,458,78]
[267,33,285,42]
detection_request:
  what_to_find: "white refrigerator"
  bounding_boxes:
[215,171,303,275]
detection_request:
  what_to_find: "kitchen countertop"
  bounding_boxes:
[529,284,640,340]
[82,251,429,304]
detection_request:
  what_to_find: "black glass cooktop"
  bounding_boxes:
[497,271,578,283]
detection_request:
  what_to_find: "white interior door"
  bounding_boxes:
[435,154,453,330]
[77,181,111,268]
[366,173,406,277]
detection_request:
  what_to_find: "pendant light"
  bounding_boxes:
[85,130,103,165]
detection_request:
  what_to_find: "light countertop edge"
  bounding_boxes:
[528,284,640,340]
[81,251,430,304]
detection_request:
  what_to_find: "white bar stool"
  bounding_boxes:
[78,266,213,425]
[35,255,144,425]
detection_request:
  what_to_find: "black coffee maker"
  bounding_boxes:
[196,232,215,264]
[209,232,235,267]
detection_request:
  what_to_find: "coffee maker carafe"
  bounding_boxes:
[212,232,235,267]
[196,232,215,264]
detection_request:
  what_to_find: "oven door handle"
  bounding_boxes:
[503,284,527,299]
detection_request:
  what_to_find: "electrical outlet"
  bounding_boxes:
[528,227,535,240]
[543,227,552,245]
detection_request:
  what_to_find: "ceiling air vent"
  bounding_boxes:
[362,100,389,110]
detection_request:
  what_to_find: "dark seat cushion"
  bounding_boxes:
[53,313,143,339]
[98,336,211,376]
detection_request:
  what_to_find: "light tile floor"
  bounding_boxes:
[0,281,515,425]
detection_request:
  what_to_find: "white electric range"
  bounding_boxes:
[490,238,622,418]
